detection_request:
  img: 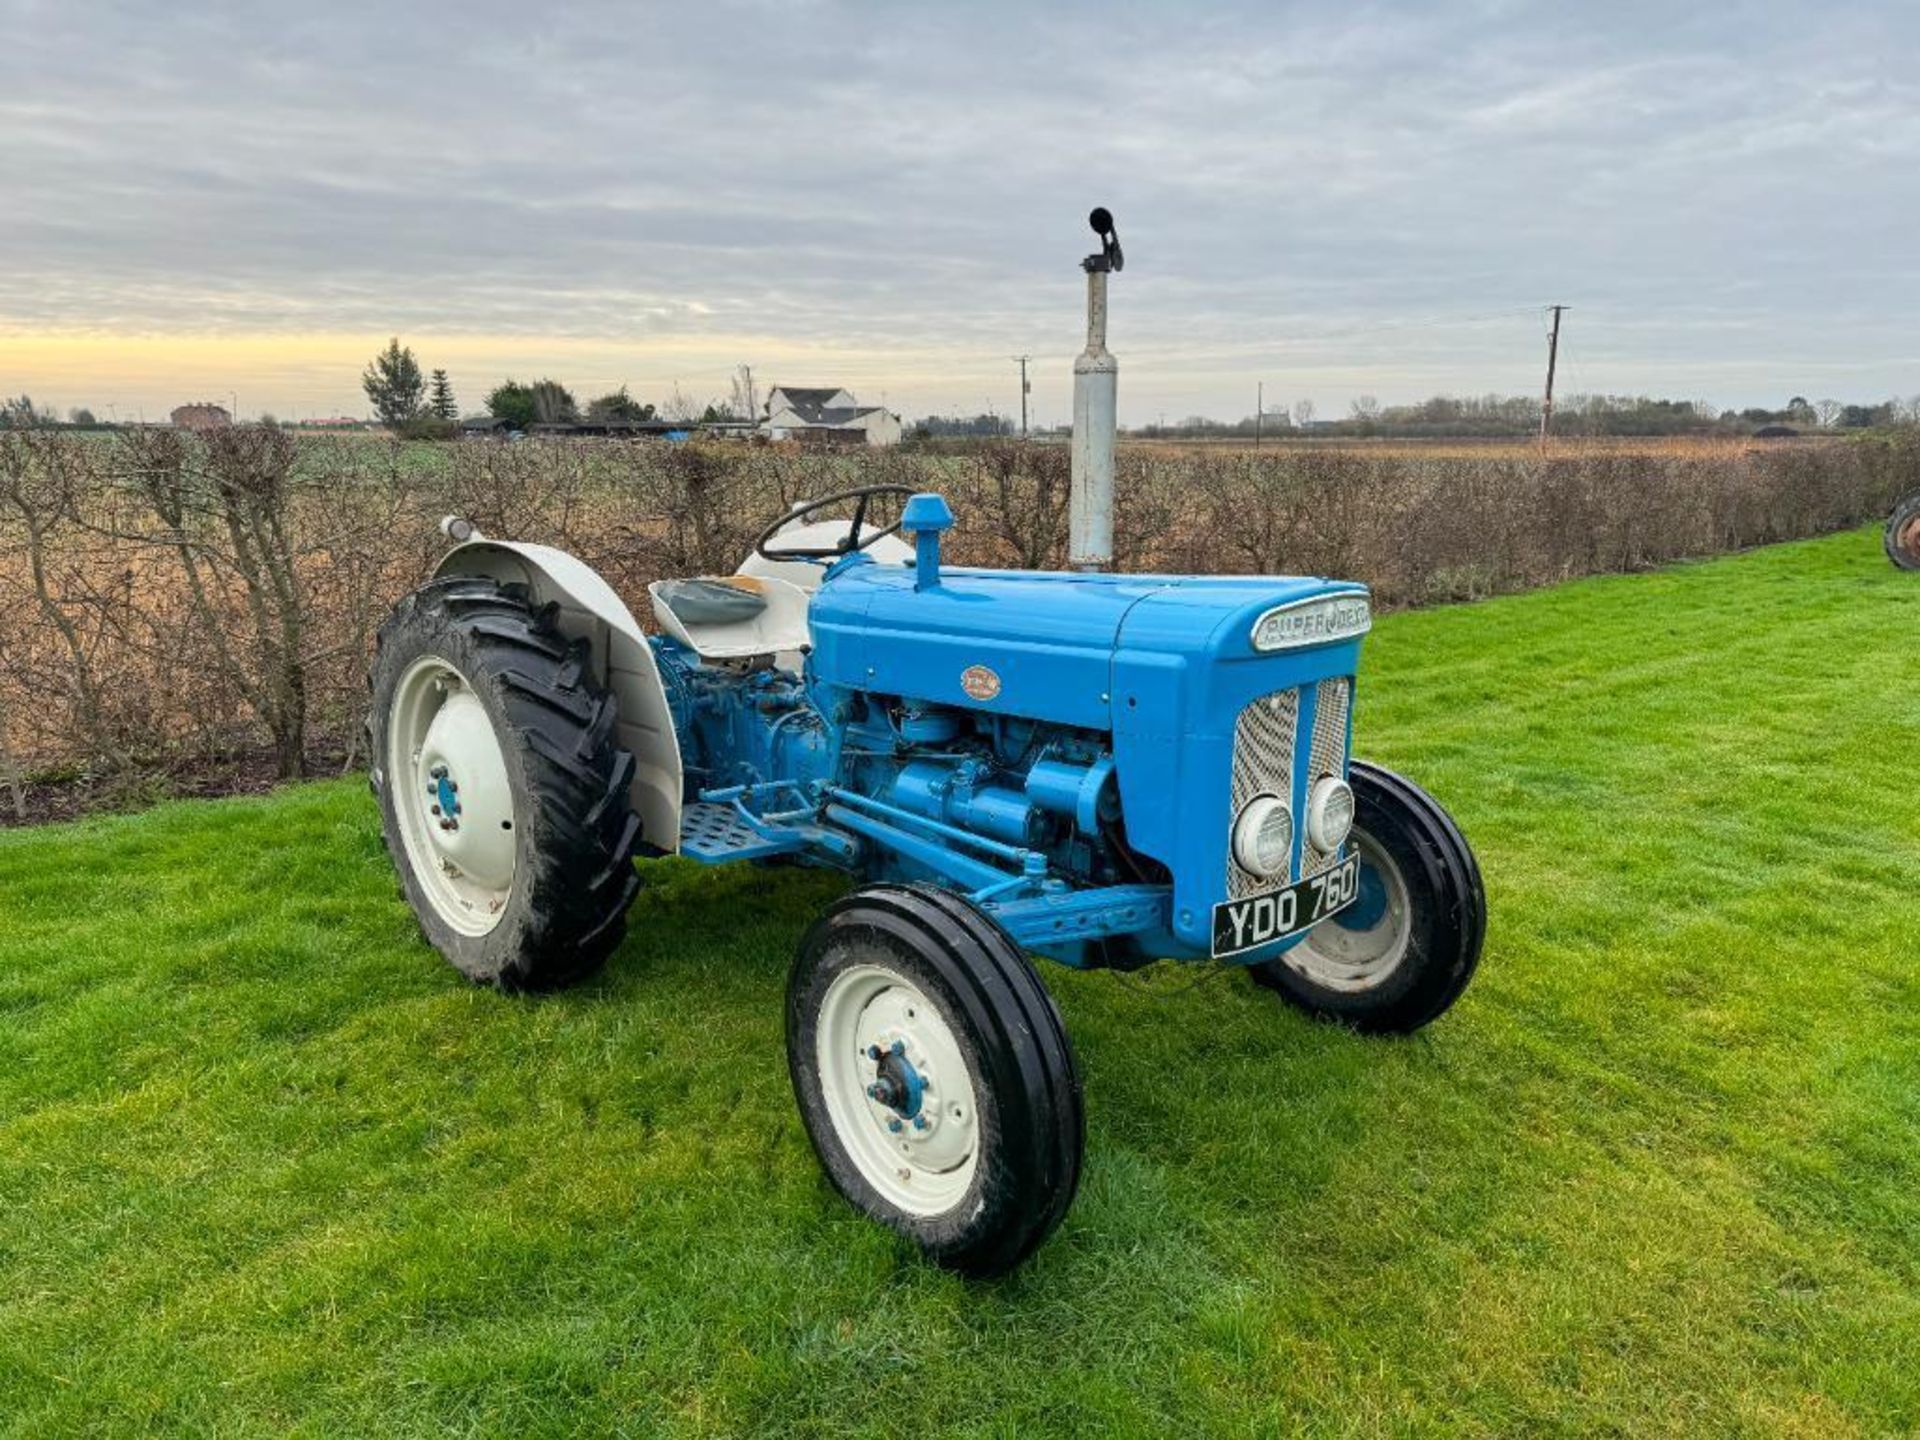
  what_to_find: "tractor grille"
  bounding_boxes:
[1302,677,1352,877]
[1227,688,1297,900]
[1225,678,1353,898]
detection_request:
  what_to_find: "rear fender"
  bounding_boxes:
[434,541,683,854]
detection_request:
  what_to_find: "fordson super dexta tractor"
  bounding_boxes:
[368,210,1485,1274]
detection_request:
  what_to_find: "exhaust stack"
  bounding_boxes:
[1070,207,1123,572]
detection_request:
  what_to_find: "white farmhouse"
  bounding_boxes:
[762,386,902,447]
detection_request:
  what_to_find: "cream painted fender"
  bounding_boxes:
[433,541,684,855]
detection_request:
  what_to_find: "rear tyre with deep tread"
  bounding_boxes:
[1886,493,1920,571]
[787,884,1084,1276]
[368,575,641,990]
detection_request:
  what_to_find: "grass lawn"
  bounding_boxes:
[2,528,1917,1437]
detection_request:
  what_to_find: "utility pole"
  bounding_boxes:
[1539,304,1567,440]
[1011,356,1031,438]
[1255,380,1263,449]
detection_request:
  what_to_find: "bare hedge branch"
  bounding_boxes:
[0,431,1910,810]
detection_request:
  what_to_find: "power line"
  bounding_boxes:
[1260,304,1552,349]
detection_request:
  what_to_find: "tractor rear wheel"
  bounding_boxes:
[786,885,1084,1276]
[368,576,641,990]
[1248,760,1484,1034]
[1886,493,1920,571]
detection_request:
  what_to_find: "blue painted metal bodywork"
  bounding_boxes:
[653,493,1367,970]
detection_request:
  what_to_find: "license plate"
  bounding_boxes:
[1212,853,1361,958]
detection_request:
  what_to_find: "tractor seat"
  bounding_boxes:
[654,578,768,626]
[647,574,811,662]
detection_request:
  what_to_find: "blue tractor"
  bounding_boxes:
[368,211,1485,1274]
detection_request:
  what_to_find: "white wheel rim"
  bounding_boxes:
[388,654,517,937]
[1281,832,1410,993]
[814,962,981,1217]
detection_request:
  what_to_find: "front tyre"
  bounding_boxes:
[368,576,642,990]
[1249,760,1484,1034]
[1886,493,1920,571]
[786,885,1083,1276]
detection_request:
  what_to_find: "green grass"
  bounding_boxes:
[3,529,1917,1437]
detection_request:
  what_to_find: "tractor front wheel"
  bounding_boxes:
[1886,493,1920,571]
[1249,760,1484,1034]
[368,576,641,990]
[786,885,1084,1276]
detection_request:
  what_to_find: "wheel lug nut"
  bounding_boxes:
[891,1040,905,1056]
[912,1116,928,1131]
[866,1045,881,1061]
[431,804,442,816]
[887,1118,903,1133]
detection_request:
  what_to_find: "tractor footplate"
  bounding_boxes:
[678,802,806,864]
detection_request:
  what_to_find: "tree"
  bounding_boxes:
[585,386,655,422]
[487,381,536,428]
[1,395,50,428]
[660,384,703,423]
[488,378,576,427]
[528,379,577,424]
[362,338,425,426]
[68,407,96,426]
[1813,398,1842,428]
[428,369,458,421]
[1292,398,1316,428]
[1350,395,1381,422]
[729,364,759,421]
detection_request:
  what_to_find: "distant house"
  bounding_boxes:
[170,402,231,430]
[762,386,902,447]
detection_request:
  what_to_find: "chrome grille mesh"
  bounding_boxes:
[1227,688,1297,899]
[1302,677,1352,876]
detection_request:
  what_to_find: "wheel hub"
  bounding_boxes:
[815,964,980,1214]
[388,656,518,937]
[429,767,463,831]
[865,1040,927,1121]
[416,686,516,888]
[1283,834,1411,993]
[1334,858,1390,931]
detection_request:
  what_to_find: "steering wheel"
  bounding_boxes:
[754,484,916,562]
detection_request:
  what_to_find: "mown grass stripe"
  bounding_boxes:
[0,525,1916,1436]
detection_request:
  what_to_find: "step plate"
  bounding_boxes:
[678,801,802,864]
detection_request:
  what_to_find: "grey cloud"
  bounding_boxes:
[1,0,1915,417]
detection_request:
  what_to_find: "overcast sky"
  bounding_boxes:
[2,0,1915,423]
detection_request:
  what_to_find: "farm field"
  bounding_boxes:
[1,525,1917,1436]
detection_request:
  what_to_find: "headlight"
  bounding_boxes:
[1251,592,1371,652]
[1307,776,1355,853]
[1231,794,1293,878]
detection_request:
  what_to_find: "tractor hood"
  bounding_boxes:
[807,558,1368,730]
